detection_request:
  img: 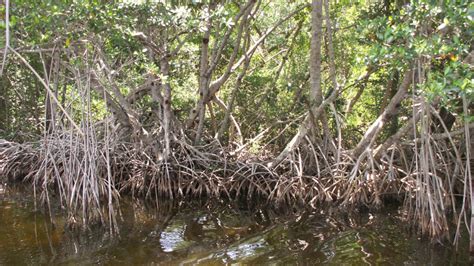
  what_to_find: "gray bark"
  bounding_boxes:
[193,3,213,144]
[310,0,323,118]
[352,68,413,158]
[160,55,172,160]
[269,0,325,168]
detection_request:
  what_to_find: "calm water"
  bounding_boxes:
[0,184,470,265]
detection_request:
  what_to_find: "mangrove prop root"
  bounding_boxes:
[0,126,469,242]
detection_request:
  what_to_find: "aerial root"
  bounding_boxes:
[0,129,467,241]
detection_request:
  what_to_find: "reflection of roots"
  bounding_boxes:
[0,123,469,241]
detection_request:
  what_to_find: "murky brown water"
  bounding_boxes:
[0,184,470,265]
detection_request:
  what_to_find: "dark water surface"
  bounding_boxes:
[0,184,470,265]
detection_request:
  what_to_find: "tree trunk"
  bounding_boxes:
[186,3,306,133]
[160,55,172,160]
[324,0,340,158]
[44,52,60,134]
[217,21,252,143]
[0,76,9,132]
[379,71,400,137]
[269,0,325,168]
[309,0,324,129]
[92,81,133,140]
[352,68,413,158]
[216,57,250,142]
[193,3,213,144]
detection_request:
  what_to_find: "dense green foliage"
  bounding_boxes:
[1,0,472,144]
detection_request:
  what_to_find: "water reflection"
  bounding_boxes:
[0,186,470,265]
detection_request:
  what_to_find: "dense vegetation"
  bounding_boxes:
[0,0,472,248]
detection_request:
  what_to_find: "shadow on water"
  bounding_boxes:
[0,184,470,265]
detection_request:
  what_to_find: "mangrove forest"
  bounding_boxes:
[0,0,473,263]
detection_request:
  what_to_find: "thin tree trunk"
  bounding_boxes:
[191,2,253,144]
[44,51,60,134]
[0,76,9,132]
[345,85,364,115]
[193,3,213,144]
[217,18,252,142]
[213,96,243,144]
[309,0,323,126]
[307,0,328,146]
[324,0,340,158]
[373,109,421,160]
[208,102,217,137]
[272,20,303,87]
[379,71,399,135]
[149,76,163,123]
[467,97,473,256]
[344,64,376,115]
[207,0,256,76]
[216,57,250,142]
[160,54,172,160]
[352,68,413,158]
[271,88,338,168]
[269,0,325,168]
[91,78,133,140]
[187,3,307,130]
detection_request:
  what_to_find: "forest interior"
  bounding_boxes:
[0,0,473,256]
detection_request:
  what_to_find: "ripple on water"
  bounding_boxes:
[160,227,187,252]
[0,190,470,265]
